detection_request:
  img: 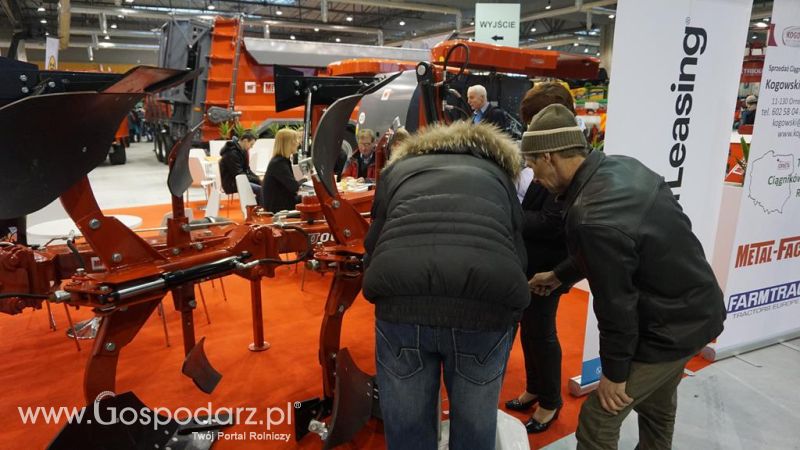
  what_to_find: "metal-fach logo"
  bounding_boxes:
[783,26,800,47]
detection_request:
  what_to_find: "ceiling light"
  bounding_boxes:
[470,20,474,26]
[547,45,552,50]
[755,22,768,28]
[531,27,536,32]
[399,20,406,26]
[104,34,110,40]
[276,9,283,15]
[335,37,341,42]
[346,16,353,22]
[37,6,45,12]
[124,0,134,3]
[584,48,589,53]
[290,35,295,40]
[765,17,770,22]
[573,42,579,46]
[111,23,118,29]
[45,31,49,35]
[314,27,319,32]
[118,14,124,18]
[208,4,216,10]
[40,19,47,24]
[545,0,551,10]
[468,37,474,42]
[608,14,615,19]
[751,35,757,39]
[412,31,417,36]
[596,52,600,56]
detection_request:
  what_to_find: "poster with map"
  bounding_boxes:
[711,0,800,358]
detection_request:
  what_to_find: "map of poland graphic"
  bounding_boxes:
[747,150,796,214]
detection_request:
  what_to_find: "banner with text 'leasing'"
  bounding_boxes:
[709,0,800,360]
[574,0,752,389]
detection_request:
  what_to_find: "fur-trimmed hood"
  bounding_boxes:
[389,121,522,179]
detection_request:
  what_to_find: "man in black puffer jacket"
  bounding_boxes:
[363,121,529,450]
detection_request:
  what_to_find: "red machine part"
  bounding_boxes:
[431,40,600,79]
[327,59,420,77]
[202,18,320,141]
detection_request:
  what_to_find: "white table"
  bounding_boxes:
[27,214,143,246]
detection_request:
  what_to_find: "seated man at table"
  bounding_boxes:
[219,131,262,204]
[341,129,377,180]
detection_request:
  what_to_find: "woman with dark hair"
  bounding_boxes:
[504,82,576,433]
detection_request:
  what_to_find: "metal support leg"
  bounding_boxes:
[248,279,270,352]
[196,284,211,325]
[62,304,81,352]
[45,300,56,331]
[158,302,170,347]
[220,278,228,302]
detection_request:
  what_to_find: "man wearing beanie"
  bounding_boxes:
[525,104,726,450]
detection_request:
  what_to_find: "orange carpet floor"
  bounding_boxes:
[0,201,710,449]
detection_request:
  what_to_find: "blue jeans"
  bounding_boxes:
[375,319,514,450]
[249,182,263,206]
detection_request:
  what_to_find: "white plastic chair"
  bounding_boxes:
[204,185,221,218]
[250,139,274,174]
[189,148,206,160]
[235,173,258,218]
[188,156,215,203]
[209,140,225,158]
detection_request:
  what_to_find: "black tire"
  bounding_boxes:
[108,143,127,165]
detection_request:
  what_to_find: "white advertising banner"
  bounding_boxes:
[575,0,753,388]
[45,37,59,70]
[708,0,800,359]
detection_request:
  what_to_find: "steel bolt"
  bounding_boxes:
[293,80,300,87]
[75,268,86,276]
[21,87,29,94]
[193,242,204,250]
[294,90,300,96]
[105,342,116,352]
[20,74,27,82]
[188,300,197,308]
[337,304,345,313]
[171,248,181,256]
[343,228,351,238]
[81,147,88,153]
[99,285,111,292]
[111,253,123,263]
[332,200,340,209]
[89,219,101,230]
[47,81,56,88]
[181,223,191,232]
